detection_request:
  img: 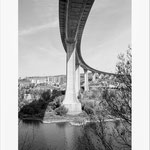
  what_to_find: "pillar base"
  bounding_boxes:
[63,103,82,115]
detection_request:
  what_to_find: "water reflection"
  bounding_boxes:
[22,119,42,126]
[64,123,75,150]
[19,120,130,150]
[19,121,89,150]
[56,122,68,128]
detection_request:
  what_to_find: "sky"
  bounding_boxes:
[19,0,131,78]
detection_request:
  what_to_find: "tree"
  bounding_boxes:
[103,47,132,149]
[82,48,132,150]
[41,89,51,101]
[115,47,132,91]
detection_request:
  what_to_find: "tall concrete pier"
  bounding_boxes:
[58,0,126,115]
[84,69,89,91]
[63,40,81,114]
[75,62,80,99]
[59,0,95,114]
[92,72,96,82]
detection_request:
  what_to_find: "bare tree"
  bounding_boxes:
[79,48,132,150]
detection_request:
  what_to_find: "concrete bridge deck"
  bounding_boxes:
[58,0,130,114]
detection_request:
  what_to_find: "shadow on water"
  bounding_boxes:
[56,122,68,128]
[19,119,130,150]
[19,89,64,121]
[22,119,42,126]
[74,124,96,150]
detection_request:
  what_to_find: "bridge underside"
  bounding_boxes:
[59,0,96,114]
[59,0,125,115]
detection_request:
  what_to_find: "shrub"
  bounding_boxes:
[51,89,62,99]
[55,105,68,116]
[45,105,53,113]
[48,102,57,110]
[20,104,40,115]
[54,95,64,105]
[82,89,102,101]
[82,101,95,109]
[48,95,65,110]
[83,91,93,99]
[83,106,95,115]
[41,89,51,101]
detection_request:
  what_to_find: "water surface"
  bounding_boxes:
[19,120,129,150]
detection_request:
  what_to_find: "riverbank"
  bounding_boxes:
[20,112,120,126]
[43,113,90,125]
[20,115,89,126]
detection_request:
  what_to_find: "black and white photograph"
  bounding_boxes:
[0,0,149,150]
[18,0,132,149]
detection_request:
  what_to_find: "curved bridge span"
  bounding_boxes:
[58,0,124,114]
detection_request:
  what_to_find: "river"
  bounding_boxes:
[19,120,130,150]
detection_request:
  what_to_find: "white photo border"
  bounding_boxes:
[0,0,149,149]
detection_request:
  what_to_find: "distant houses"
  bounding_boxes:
[18,73,122,91]
[18,79,31,88]
[26,75,67,86]
[18,75,67,87]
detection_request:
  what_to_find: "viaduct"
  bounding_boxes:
[59,0,124,114]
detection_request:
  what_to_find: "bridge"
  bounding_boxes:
[59,0,125,114]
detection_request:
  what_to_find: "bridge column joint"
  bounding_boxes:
[84,68,88,73]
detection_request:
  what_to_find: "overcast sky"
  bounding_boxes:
[19,0,131,78]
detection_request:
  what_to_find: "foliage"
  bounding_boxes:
[55,105,68,116]
[83,105,95,115]
[116,47,132,76]
[51,89,62,99]
[19,89,65,119]
[76,127,96,150]
[85,116,131,150]
[82,88,103,101]
[102,89,131,124]
[48,95,64,110]
[19,100,48,117]
[97,48,132,122]
[40,89,51,101]
[115,47,132,91]
[54,95,64,105]
[80,48,132,150]
[105,48,132,123]
[94,48,132,148]
[45,105,53,113]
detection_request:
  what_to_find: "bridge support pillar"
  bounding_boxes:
[97,73,100,79]
[75,64,80,99]
[92,72,96,82]
[84,69,89,91]
[63,40,82,115]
